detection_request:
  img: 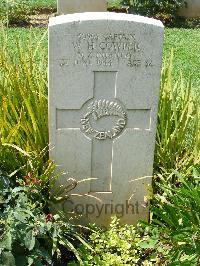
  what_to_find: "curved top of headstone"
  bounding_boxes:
[49,12,164,28]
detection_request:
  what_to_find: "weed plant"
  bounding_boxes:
[0,29,48,172]
[73,170,200,265]
[152,169,200,265]
[0,148,89,265]
[155,53,200,176]
[68,217,167,265]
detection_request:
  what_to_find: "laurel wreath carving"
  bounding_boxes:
[85,99,127,120]
[81,99,127,140]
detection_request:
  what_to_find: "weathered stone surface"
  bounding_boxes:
[57,0,107,14]
[49,12,164,227]
[178,0,200,18]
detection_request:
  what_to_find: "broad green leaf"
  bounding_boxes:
[1,252,15,266]
[138,239,158,249]
[0,231,12,251]
[0,175,10,190]
[24,230,35,251]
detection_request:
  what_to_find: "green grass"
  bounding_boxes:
[164,28,200,90]
[4,28,48,57]
[155,55,200,174]
[0,29,49,171]
[28,0,56,10]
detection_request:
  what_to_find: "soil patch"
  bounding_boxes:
[30,13,51,27]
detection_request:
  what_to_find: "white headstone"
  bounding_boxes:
[49,12,164,227]
[57,0,107,14]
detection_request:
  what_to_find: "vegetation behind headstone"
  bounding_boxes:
[0,0,31,26]
[121,0,187,24]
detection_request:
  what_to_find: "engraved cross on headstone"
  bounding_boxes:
[57,71,151,193]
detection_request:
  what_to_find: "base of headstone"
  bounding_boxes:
[51,175,152,227]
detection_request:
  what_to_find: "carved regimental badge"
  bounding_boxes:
[81,99,127,140]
